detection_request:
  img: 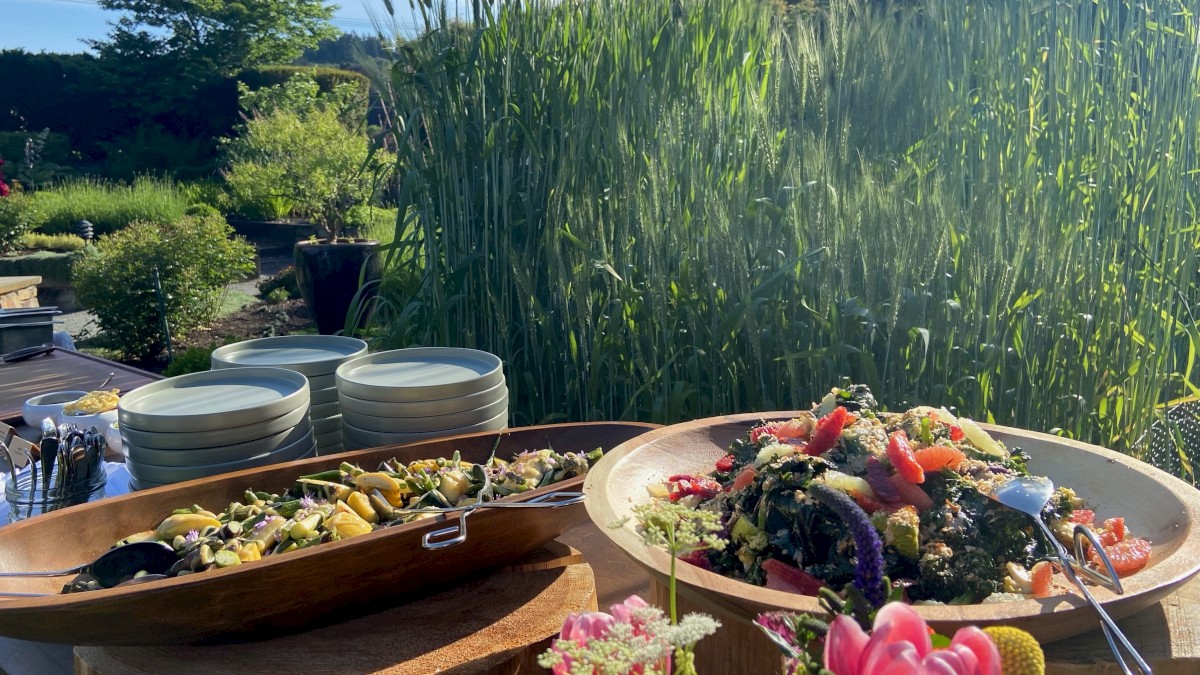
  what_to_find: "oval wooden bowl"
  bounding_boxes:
[584,412,1200,645]
[0,421,658,646]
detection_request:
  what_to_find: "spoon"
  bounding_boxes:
[988,476,1151,674]
[0,541,177,596]
[97,372,115,390]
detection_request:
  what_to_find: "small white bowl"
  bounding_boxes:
[22,391,88,428]
[105,420,124,457]
[59,408,120,436]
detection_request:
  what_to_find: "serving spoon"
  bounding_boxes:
[988,476,1151,674]
[0,541,177,597]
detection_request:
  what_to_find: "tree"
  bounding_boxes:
[90,0,339,81]
[224,75,394,240]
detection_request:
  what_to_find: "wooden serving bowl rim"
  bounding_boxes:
[0,421,659,608]
[584,411,1200,628]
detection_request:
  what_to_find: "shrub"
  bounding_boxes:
[33,177,192,236]
[224,74,393,238]
[0,193,45,254]
[238,65,369,100]
[72,213,256,360]
[345,205,398,243]
[257,266,301,301]
[164,346,216,377]
[184,203,222,219]
[0,249,79,284]
[19,232,85,252]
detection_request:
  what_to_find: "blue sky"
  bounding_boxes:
[0,0,426,54]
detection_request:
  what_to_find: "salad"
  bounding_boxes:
[653,385,1151,604]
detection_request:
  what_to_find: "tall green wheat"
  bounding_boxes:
[372,0,1200,472]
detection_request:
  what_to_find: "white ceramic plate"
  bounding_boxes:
[126,430,317,483]
[309,401,340,420]
[309,386,339,406]
[314,428,343,446]
[124,419,313,467]
[341,392,508,433]
[307,373,337,390]
[210,335,368,377]
[312,415,342,436]
[119,368,309,433]
[340,410,508,447]
[22,391,88,428]
[337,381,508,417]
[119,405,310,450]
[128,447,318,491]
[316,444,343,456]
[335,348,503,403]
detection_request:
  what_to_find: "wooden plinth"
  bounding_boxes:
[73,542,595,675]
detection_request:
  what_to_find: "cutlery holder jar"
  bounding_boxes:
[5,468,107,523]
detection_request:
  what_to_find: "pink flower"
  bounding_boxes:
[824,603,1000,675]
[550,596,664,675]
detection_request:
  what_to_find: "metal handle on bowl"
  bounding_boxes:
[418,492,586,550]
[422,510,471,550]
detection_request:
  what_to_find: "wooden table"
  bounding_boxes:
[72,542,596,675]
[0,349,161,423]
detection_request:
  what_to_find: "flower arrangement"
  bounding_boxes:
[545,499,1048,674]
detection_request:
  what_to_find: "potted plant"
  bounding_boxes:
[225,73,395,334]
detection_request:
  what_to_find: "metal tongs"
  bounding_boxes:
[988,476,1151,674]
[404,491,585,550]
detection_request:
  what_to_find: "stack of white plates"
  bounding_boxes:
[336,348,508,450]
[119,367,313,490]
[210,335,368,456]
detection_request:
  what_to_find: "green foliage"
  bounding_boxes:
[224,74,394,238]
[72,213,257,360]
[257,266,301,301]
[297,33,391,69]
[0,51,119,162]
[18,232,86,252]
[31,177,192,236]
[265,287,291,304]
[371,0,1200,462]
[240,65,369,99]
[345,205,399,244]
[0,130,72,187]
[163,346,217,377]
[90,0,338,81]
[0,193,43,254]
[0,250,79,284]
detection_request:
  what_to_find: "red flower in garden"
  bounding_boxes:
[0,157,9,197]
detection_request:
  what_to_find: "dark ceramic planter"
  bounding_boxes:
[294,239,383,335]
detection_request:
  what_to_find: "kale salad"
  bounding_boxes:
[653,386,1150,605]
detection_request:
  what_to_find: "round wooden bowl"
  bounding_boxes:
[584,412,1200,645]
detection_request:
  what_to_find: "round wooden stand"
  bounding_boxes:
[74,542,595,675]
